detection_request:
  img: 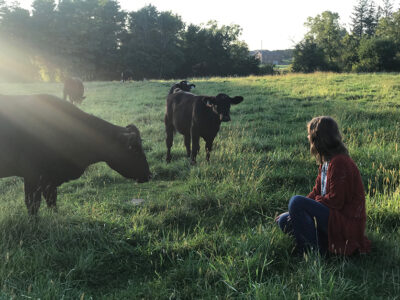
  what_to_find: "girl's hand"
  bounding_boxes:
[275,212,290,223]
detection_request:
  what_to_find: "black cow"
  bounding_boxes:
[165,91,243,164]
[121,70,134,82]
[0,94,151,215]
[63,77,85,105]
[168,80,196,95]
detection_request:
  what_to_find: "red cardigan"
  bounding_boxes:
[307,154,371,255]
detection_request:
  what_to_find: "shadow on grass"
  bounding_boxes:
[0,213,162,296]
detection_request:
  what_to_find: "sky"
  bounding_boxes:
[7,0,398,50]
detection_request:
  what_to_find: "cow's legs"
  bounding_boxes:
[184,134,191,158]
[205,139,214,162]
[24,178,42,216]
[165,119,174,163]
[190,129,200,165]
[43,185,58,211]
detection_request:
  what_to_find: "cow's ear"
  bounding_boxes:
[118,133,131,148]
[190,84,196,89]
[126,124,139,133]
[231,96,243,105]
[202,97,216,107]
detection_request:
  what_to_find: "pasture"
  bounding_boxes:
[0,73,400,299]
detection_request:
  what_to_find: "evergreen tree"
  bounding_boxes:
[382,0,394,18]
[364,0,378,36]
[351,0,369,37]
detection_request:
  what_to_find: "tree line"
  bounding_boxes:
[0,0,260,82]
[292,0,400,73]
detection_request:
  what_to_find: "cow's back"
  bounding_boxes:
[64,77,84,102]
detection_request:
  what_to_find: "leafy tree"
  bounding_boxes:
[229,40,260,76]
[121,5,183,79]
[258,63,275,75]
[291,37,326,73]
[53,0,125,80]
[293,3,400,73]
[0,3,38,81]
[353,37,399,71]
[153,10,184,78]
[180,21,257,77]
[341,34,361,72]
[89,0,126,80]
[0,2,260,81]
[179,24,207,76]
[30,0,58,80]
[376,10,400,45]
[304,11,346,70]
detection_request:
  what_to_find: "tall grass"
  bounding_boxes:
[0,73,399,298]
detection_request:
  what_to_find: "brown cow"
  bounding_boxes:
[0,94,151,215]
[63,77,86,105]
[165,91,243,164]
[168,80,196,95]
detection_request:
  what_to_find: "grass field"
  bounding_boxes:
[0,73,400,299]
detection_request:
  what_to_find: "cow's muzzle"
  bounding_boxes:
[136,173,152,183]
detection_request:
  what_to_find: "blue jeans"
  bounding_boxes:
[277,195,329,253]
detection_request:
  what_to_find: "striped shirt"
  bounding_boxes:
[321,161,329,196]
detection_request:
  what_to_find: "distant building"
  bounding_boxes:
[250,49,293,65]
[254,51,263,63]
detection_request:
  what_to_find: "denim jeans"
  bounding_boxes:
[277,195,330,253]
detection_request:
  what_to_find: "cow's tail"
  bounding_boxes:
[164,113,176,134]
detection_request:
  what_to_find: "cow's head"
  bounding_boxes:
[107,124,151,183]
[203,93,243,122]
[74,95,86,104]
[176,80,196,92]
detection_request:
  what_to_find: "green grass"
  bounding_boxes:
[0,73,400,298]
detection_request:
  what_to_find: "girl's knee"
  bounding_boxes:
[277,212,290,231]
[288,195,306,213]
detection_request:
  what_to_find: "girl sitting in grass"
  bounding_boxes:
[276,116,371,255]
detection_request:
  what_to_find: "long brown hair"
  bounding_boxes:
[307,116,348,164]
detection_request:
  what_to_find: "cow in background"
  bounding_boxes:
[63,77,85,105]
[0,94,151,215]
[165,91,243,164]
[168,80,196,95]
[121,70,134,82]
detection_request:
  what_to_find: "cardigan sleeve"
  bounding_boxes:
[307,166,322,200]
[315,159,348,209]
